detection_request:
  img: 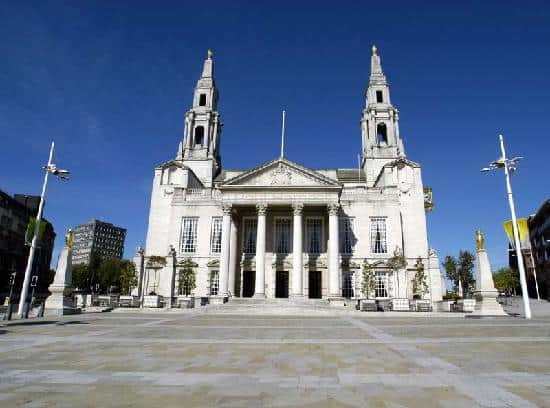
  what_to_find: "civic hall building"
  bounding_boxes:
[140,47,444,306]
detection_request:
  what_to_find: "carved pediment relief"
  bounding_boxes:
[221,158,340,188]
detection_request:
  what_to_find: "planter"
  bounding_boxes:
[414,299,432,312]
[360,299,377,312]
[97,295,118,307]
[177,296,195,309]
[440,300,455,312]
[143,295,161,308]
[392,298,410,311]
[119,295,139,308]
[458,299,476,313]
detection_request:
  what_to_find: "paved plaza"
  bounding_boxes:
[1,304,550,407]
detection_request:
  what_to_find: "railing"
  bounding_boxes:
[172,188,221,203]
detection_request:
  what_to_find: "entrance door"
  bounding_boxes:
[275,271,289,298]
[243,271,255,297]
[342,271,354,298]
[309,271,322,299]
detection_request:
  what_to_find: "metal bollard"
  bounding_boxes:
[3,303,13,321]
[37,302,45,318]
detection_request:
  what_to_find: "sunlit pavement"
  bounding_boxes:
[1,305,549,407]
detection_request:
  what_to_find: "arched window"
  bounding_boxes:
[377,123,387,145]
[199,94,207,106]
[194,126,205,146]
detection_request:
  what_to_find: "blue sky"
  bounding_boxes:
[1,1,549,271]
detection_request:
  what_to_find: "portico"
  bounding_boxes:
[215,199,342,300]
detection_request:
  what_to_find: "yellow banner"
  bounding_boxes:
[503,218,530,249]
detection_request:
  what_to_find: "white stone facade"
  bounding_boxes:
[140,48,444,305]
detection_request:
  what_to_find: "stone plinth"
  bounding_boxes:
[45,246,79,316]
[471,250,507,317]
[209,296,227,305]
[327,297,346,307]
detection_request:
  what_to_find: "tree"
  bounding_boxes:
[493,267,520,295]
[412,257,428,299]
[88,251,102,292]
[457,250,475,297]
[119,260,137,295]
[360,260,376,299]
[72,263,90,290]
[97,257,123,293]
[387,247,407,297]
[443,255,459,292]
[178,258,197,297]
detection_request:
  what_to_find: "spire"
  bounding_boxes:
[369,44,387,85]
[199,49,215,85]
[177,50,223,183]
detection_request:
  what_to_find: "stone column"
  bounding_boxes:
[228,216,238,296]
[254,203,267,298]
[218,204,232,299]
[327,203,341,298]
[291,203,304,298]
[167,245,177,308]
[133,246,145,298]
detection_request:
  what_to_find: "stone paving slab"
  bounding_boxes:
[0,310,549,407]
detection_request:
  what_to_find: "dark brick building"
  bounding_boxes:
[0,190,56,300]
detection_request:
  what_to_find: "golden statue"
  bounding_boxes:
[372,44,377,55]
[207,49,213,59]
[475,229,485,252]
[65,228,74,249]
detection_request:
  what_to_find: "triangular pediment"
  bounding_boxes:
[220,158,340,188]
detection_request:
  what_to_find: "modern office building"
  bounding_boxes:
[72,220,126,265]
[529,199,550,299]
[0,190,56,298]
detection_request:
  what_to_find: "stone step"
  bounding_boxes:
[227,297,331,307]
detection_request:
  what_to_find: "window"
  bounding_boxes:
[199,94,207,106]
[376,90,383,103]
[180,217,198,253]
[274,218,292,254]
[375,271,388,297]
[210,217,223,254]
[339,217,354,254]
[342,271,355,298]
[209,270,219,296]
[306,218,323,254]
[370,217,387,254]
[194,126,205,146]
[377,123,387,144]
[242,218,257,254]
[179,278,193,296]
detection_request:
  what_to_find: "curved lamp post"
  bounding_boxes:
[481,134,531,319]
[17,142,70,318]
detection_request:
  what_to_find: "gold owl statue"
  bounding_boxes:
[475,229,485,252]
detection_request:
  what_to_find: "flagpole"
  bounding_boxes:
[280,110,286,158]
[18,141,55,318]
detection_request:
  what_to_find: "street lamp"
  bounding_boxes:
[481,134,531,319]
[17,141,70,319]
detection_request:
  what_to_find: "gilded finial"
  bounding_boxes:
[207,49,213,59]
[475,229,485,252]
[65,228,73,249]
[372,44,377,56]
